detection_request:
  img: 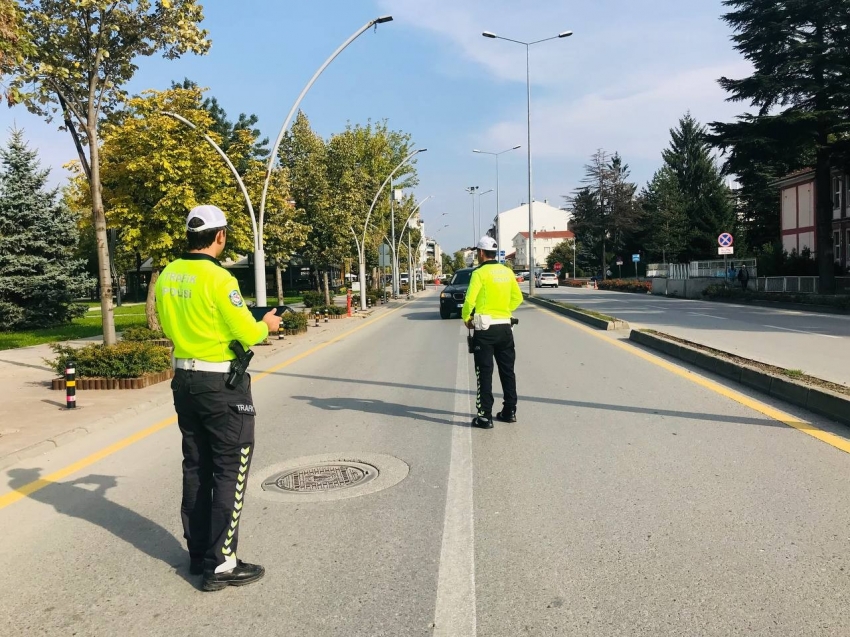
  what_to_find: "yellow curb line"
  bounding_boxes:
[0,304,407,511]
[530,303,850,455]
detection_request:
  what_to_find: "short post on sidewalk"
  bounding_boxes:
[65,360,76,409]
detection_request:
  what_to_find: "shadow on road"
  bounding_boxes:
[401,312,452,322]
[291,395,466,426]
[280,372,783,428]
[7,468,196,586]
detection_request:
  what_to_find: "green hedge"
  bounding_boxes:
[281,311,308,330]
[47,341,172,379]
[309,304,346,316]
[597,279,652,293]
[121,326,165,341]
[353,290,381,306]
[301,291,324,308]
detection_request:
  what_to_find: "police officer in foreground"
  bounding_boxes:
[156,205,281,591]
[461,236,523,429]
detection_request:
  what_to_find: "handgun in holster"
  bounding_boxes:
[226,341,254,389]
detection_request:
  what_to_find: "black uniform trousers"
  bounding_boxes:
[472,324,517,418]
[171,369,256,570]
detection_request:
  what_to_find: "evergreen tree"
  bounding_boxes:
[0,130,89,329]
[641,166,689,263]
[711,0,850,291]
[662,113,734,259]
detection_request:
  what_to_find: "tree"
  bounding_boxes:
[568,149,640,278]
[68,86,257,330]
[424,257,439,277]
[662,114,734,259]
[452,250,467,272]
[0,0,28,101]
[712,0,850,291]
[441,253,455,276]
[0,129,89,329]
[545,239,575,276]
[641,166,689,263]
[9,0,210,344]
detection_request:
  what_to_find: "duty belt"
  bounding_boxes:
[174,358,232,373]
[487,319,512,325]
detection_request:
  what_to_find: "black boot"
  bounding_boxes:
[472,415,494,429]
[203,560,265,591]
[495,409,516,423]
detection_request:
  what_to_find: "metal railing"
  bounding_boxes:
[647,259,757,280]
[757,277,818,293]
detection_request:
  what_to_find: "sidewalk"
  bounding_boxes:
[0,297,414,469]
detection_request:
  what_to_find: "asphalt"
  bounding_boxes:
[539,286,850,386]
[2,291,850,636]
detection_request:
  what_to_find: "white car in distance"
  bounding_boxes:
[536,272,559,288]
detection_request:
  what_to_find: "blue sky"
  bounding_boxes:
[1,0,750,255]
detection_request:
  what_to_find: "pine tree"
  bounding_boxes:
[712,0,850,291]
[662,114,734,259]
[0,130,89,329]
[641,166,689,263]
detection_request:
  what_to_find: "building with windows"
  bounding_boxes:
[776,168,849,266]
[486,201,572,260]
[425,238,443,277]
[511,230,574,271]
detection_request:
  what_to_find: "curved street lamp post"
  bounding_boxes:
[356,148,428,310]
[483,29,572,294]
[473,145,521,261]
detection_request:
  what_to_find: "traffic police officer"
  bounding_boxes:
[461,236,523,429]
[156,205,281,591]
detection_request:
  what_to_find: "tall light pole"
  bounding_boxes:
[397,196,433,295]
[483,29,572,295]
[358,148,428,310]
[474,145,521,262]
[244,16,394,307]
[466,186,479,248]
[477,189,493,240]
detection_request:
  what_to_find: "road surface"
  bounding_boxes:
[540,286,850,386]
[2,292,849,636]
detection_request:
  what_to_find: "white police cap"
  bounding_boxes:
[186,205,228,232]
[476,236,498,251]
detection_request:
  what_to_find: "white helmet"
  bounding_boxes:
[476,236,498,251]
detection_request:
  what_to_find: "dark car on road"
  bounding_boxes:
[439,268,473,319]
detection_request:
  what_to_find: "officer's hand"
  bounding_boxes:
[465,319,474,330]
[262,308,282,332]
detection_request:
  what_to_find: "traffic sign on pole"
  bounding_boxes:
[718,246,734,255]
[632,254,640,263]
[554,262,562,272]
[718,233,734,247]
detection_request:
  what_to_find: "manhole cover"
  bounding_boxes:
[253,453,409,503]
[263,462,377,494]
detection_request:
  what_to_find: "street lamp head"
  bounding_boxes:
[558,31,573,38]
[482,31,497,38]
[375,15,394,24]
[416,148,428,154]
[512,145,522,150]
[473,149,481,153]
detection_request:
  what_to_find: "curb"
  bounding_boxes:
[628,330,850,427]
[524,295,629,331]
[704,296,850,316]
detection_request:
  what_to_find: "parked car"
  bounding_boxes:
[536,272,559,288]
[439,268,473,319]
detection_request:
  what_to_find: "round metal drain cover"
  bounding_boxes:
[263,462,377,494]
[253,453,409,503]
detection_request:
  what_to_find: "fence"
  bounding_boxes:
[756,276,850,294]
[646,259,757,280]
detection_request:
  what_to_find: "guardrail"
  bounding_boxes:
[757,276,818,294]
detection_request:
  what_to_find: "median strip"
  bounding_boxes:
[523,294,629,331]
[629,329,850,428]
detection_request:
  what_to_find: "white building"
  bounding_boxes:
[487,201,572,259]
[511,230,574,270]
[425,238,443,277]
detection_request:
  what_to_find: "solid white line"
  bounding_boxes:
[688,312,728,320]
[763,324,841,339]
[433,342,477,637]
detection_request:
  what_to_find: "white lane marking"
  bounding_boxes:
[687,312,728,320]
[763,324,841,339]
[433,342,477,637]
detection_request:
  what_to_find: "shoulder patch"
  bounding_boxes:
[229,290,244,307]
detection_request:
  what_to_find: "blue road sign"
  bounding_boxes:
[632,254,640,263]
[718,233,734,247]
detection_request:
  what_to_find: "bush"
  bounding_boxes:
[46,341,172,379]
[560,278,587,288]
[121,326,165,341]
[353,290,381,306]
[597,279,651,293]
[310,304,346,316]
[281,311,308,331]
[301,291,324,308]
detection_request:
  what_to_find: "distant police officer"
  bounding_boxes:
[156,205,281,591]
[461,236,523,429]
